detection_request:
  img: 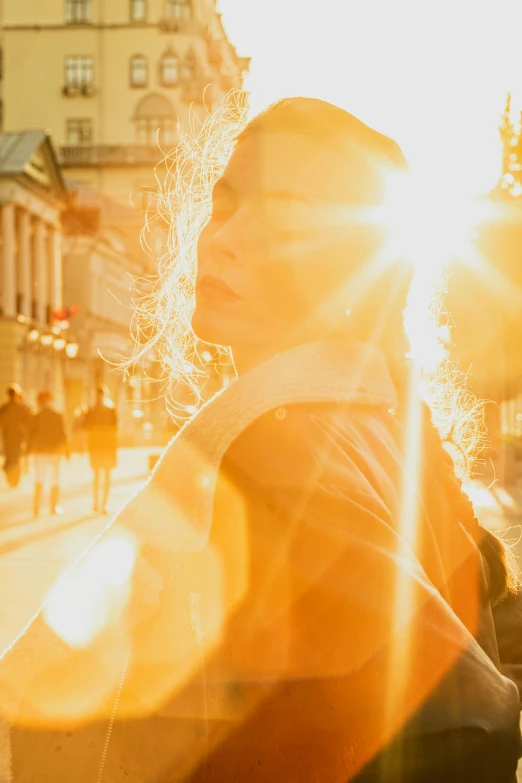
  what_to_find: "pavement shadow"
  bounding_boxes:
[0,474,145,532]
[0,514,103,558]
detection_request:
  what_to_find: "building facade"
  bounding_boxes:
[0,131,68,407]
[0,0,248,430]
[61,183,154,430]
[1,0,249,204]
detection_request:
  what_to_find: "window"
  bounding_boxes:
[130,0,147,21]
[161,53,179,87]
[181,52,196,82]
[136,118,175,147]
[162,121,176,146]
[65,0,92,23]
[135,118,150,145]
[66,118,93,145]
[65,56,94,87]
[165,0,191,20]
[130,55,148,87]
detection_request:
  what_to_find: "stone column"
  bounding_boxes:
[1,203,16,318]
[18,209,32,319]
[33,220,48,326]
[47,226,65,408]
[47,226,63,312]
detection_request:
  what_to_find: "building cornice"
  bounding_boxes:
[2,21,210,32]
[2,23,160,31]
[0,179,63,225]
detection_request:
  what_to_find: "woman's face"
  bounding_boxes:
[193,131,384,354]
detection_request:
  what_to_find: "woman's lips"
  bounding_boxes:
[196,275,243,304]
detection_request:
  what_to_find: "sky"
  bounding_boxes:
[218,0,522,198]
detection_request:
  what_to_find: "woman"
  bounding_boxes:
[4,99,522,782]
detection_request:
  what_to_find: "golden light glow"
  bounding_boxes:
[219,0,521,198]
[129,91,489,483]
[43,533,136,648]
[380,171,495,270]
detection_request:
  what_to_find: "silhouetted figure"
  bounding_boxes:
[0,384,31,488]
[83,385,118,514]
[28,391,68,517]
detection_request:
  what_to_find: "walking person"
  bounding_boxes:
[5,99,522,782]
[28,390,68,517]
[82,384,118,514]
[0,384,31,488]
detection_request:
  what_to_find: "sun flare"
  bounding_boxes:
[379,170,496,270]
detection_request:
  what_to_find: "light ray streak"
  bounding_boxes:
[97,644,133,783]
[383,356,424,750]
[457,243,522,311]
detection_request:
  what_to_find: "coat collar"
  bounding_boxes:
[114,339,398,551]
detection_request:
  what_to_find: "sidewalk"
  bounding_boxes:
[0,447,156,656]
[0,447,154,510]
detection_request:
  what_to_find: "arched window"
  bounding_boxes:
[161,119,176,146]
[136,117,175,147]
[161,53,180,87]
[136,118,154,145]
[181,51,196,82]
[165,0,191,20]
[134,93,177,147]
[130,55,148,88]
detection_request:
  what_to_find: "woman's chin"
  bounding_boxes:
[192,308,235,348]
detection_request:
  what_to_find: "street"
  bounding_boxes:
[0,448,153,657]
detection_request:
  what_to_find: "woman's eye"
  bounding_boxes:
[262,202,311,235]
[211,190,235,220]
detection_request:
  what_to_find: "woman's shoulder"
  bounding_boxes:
[224,400,401,500]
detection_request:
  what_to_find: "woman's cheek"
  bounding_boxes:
[196,224,214,271]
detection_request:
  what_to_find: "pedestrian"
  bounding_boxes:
[28,390,68,517]
[0,384,31,488]
[5,99,522,782]
[82,384,118,514]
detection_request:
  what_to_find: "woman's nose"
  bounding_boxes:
[209,228,236,265]
[209,210,258,265]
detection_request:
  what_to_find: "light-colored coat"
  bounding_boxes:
[1,340,521,782]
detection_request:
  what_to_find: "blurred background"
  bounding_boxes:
[1,1,522,463]
[2,3,522,702]
[0,0,249,445]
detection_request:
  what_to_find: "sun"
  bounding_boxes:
[379,169,496,271]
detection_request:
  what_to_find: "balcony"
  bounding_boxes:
[58,144,163,168]
[158,16,199,34]
[62,84,96,98]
